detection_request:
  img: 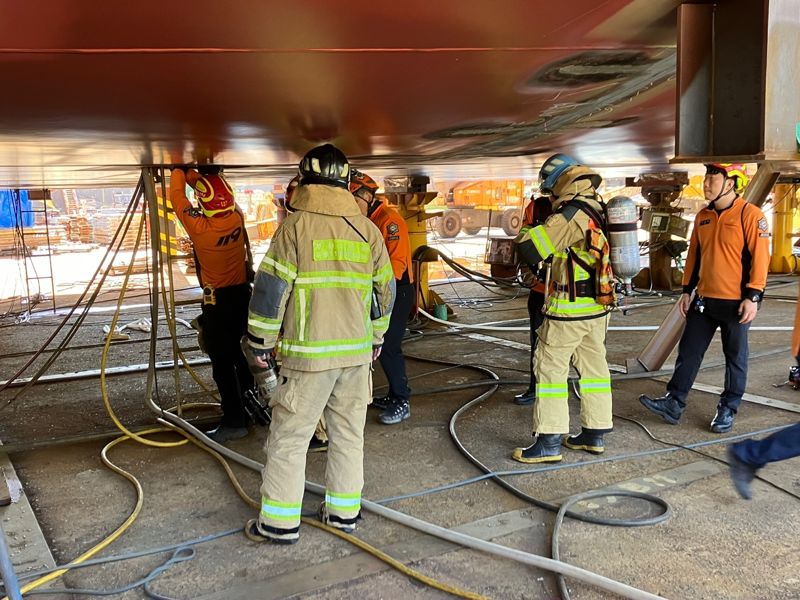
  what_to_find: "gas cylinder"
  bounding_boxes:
[606,195,641,282]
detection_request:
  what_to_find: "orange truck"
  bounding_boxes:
[433,180,527,238]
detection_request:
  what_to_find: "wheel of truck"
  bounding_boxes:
[462,225,482,236]
[436,211,462,238]
[501,208,522,236]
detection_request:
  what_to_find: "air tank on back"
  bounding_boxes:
[606,195,641,287]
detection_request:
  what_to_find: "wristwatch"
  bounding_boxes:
[748,293,761,303]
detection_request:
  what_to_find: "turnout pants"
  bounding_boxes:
[525,290,546,391]
[668,297,750,411]
[378,281,413,403]
[201,283,254,428]
[533,314,612,434]
[258,364,370,536]
[731,423,800,469]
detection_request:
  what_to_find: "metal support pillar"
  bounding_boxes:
[769,183,797,274]
[384,183,439,311]
[143,168,162,406]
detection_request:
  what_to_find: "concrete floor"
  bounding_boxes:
[2,277,800,599]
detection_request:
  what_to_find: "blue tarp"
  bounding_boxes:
[0,190,33,228]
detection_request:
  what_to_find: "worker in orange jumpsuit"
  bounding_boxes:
[350,170,414,424]
[513,196,554,405]
[170,166,255,442]
[640,163,770,433]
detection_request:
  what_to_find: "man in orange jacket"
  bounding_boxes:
[513,195,553,405]
[350,170,414,425]
[170,166,255,442]
[639,163,770,433]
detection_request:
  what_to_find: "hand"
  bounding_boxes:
[372,345,382,361]
[254,353,271,369]
[678,293,692,317]
[738,299,758,324]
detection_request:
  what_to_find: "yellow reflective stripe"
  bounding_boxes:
[547,295,604,314]
[579,378,612,393]
[325,491,361,508]
[297,288,308,342]
[373,262,393,284]
[295,276,371,290]
[281,337,372,358]
[261,255,297,280]
[248,316,281,332]
[530,225,556,257]
[313,239,370,263]
[538,383,568,399]
[261,498,302,521]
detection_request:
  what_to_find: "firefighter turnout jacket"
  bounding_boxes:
[248,184,396,371]
[683,197,770,301]
[169,170,249,289]
[369,203,413,283]
[515,195,608,320]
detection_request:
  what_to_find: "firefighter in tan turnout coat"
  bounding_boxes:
[242,144,395,544]
[511,154,614,464]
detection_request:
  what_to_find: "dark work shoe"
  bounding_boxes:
[638,394,684,425]
[206,425,249,443]
[378,400,410,425]
[562,428,605,455]
[726,446,755,500]
[244,519,299,544]
[710,405,735,433]
[511,434,563,464]
[318,503,362,534]
[513,390,536,406]
[308,435,329,453]
[371,395,392,410]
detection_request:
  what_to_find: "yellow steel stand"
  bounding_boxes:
[384,191,443,312]
[770,183,797,274]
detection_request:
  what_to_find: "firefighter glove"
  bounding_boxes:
[240,337,279,399]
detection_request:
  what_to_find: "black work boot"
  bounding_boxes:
[244,519,299,545]
[318,502,362,534]
[371,395,392,410]
[511,434,563,464]
[726,446,756,499]
[562,428,606,455]
[638,394,684,425]
[308,435,329,453]
[206,424,249,443]
[710,404,735,433]
[378,399,410,425]
[512,389,536,406]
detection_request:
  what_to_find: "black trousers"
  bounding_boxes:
[526,290,546,391]
[201,283,255,427]
[378,282,413,403]
[731,423,800,468]
[667,297,751,412]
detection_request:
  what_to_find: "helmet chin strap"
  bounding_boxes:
[366,196,381,217]
[709,180,734,207]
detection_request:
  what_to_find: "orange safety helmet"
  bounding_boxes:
[705,163,749,194]
[193,173,235,217]
[348,169,379,199]
[349,169,381,215]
